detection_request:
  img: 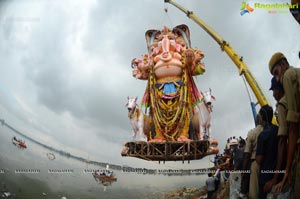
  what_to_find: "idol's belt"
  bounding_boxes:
[156,76,182,84]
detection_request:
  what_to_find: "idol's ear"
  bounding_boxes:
[145,29,160,53]
[172,24,191,48]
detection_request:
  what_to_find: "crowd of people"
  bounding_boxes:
[206,52,299,199]
[206,136,246,199]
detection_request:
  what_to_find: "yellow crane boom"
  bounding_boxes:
[165,0,270,108]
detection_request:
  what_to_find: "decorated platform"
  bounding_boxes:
[121,140,218,163]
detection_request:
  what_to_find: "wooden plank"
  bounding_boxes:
[121,140,218,163]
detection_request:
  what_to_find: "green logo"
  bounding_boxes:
[240,2,254,16]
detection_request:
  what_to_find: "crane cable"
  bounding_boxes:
[161,4,174,29]
[242,75,257,125]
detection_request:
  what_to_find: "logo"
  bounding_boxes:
[240,2,254,16]
[240,2,299,15]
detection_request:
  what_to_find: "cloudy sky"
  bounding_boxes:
[0,0,299,169]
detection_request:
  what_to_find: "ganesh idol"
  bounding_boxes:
[131,24,206,142]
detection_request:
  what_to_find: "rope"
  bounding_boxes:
[161,3,174,29]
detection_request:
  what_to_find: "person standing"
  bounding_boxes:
[256,105,278,199]
[263,77,287,194]
[206,173,215,199]
[268,52,300,198]
[206,169,220,199]
[243,114,263,199]
[235,138,245,171]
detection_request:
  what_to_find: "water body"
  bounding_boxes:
[0,125,208,199]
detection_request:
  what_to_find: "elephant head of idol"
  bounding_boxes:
[145,25,192,79]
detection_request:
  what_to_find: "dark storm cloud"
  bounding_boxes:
[82,0,169,63]
[15,6,135,136]
[19,7,73,113]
